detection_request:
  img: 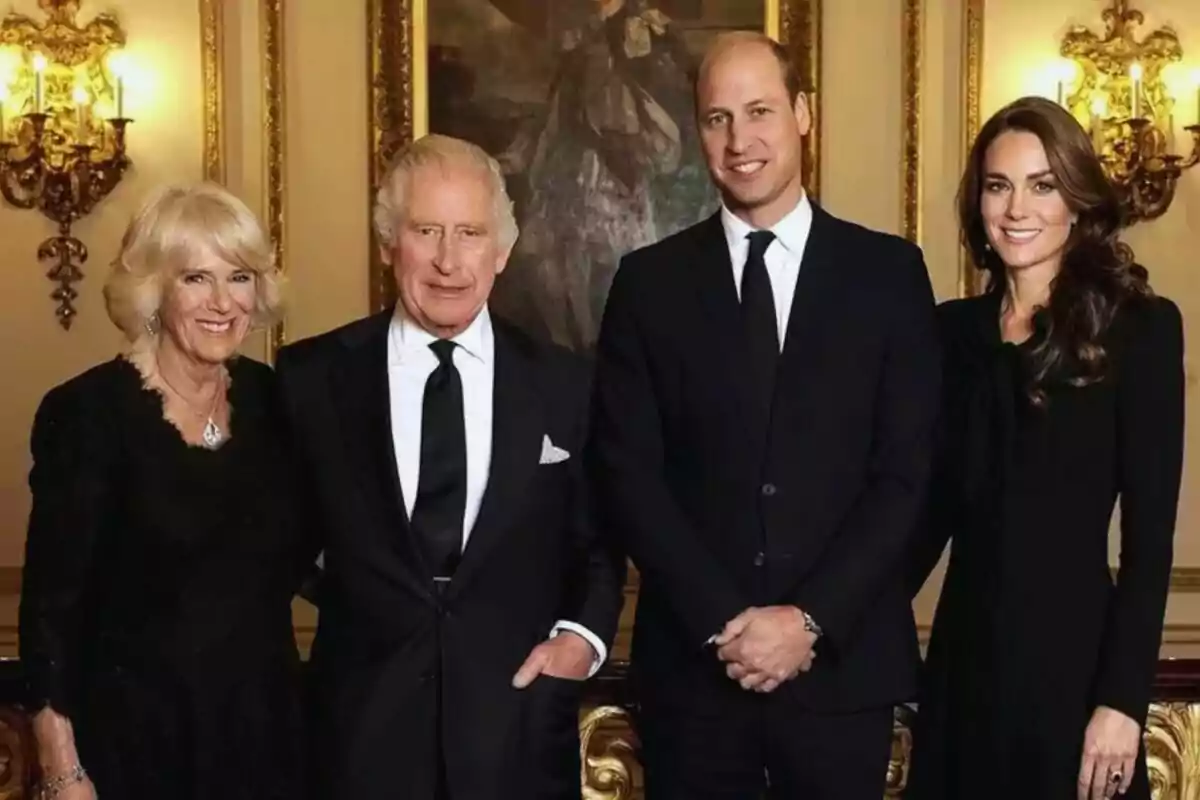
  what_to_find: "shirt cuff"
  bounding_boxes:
[549,620,607,678]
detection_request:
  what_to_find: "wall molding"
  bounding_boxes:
[901,0,923,244]
[200,0,225,183]
[958,0,985,297]
[261,0,287,359]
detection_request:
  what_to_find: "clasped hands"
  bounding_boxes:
[714,605,818,693]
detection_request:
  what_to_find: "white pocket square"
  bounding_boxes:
[539,435,570,465]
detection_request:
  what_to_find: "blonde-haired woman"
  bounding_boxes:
[19,183,306,800]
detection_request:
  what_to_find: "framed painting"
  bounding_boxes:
[368,0,822,352]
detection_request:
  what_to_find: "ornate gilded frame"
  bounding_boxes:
[261,0,286,357]
[366,0,823,312]
[959,0,984,297]
[901,0,922,244]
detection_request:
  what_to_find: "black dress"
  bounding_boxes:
[907,291,1185,800]
[19,356,308,800]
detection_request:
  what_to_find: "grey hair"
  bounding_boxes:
[373,134,519,255]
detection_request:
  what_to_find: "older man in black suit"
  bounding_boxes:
[277,134,624,800]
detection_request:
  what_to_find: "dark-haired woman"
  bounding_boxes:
[907,95,1184,800]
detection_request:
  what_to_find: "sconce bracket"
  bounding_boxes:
[0,0,130,329]
[1059,0,1197,224]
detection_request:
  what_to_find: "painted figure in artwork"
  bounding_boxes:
[489,0,717,350]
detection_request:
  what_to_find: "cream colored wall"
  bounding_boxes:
[820,0,905,233]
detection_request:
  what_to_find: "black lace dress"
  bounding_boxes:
[19,356,308,800]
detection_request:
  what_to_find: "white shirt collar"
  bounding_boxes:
[389,304,494,366]
[720,192,813,259]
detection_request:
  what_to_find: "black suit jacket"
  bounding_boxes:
[276,310,624,800]
[588,205,940,712]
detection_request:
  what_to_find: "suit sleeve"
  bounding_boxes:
[1093,298,1184,723]
[19,385,112,719]
[905,435,959,600]
[588,258,748,647]
[555,360,627,661]
[274,346,328,602]
[792,245,941,650]
[907,320,961,598]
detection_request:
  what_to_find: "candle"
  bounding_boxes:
[108,52,127,118]
[73,85,88,137]
[1167,113,1176,154]
[0,84,6,141]
[1130,63,1143,119]
[32,53,46,114]
[1091,97,1107,153]
[1057,80,1065,106]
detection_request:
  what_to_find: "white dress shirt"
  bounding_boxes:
[387,306,606,673]
[720,192,814,348]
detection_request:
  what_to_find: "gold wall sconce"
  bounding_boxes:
[0,0,131,329]
[1057,0,1199,225]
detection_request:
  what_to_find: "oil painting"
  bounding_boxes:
[370,0,820,351]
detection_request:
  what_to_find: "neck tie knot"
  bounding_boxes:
[746,230,776,263]
[429,339,457,366]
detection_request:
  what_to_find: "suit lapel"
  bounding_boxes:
[329,311,430,594]
[447,325,543,598]
[689,213,768,441]
[776,203,842,377]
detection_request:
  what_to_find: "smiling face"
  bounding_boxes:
[696,38,811,228]
[158,242,257,366]
[980,129,1077,277]
[386,161,511,337]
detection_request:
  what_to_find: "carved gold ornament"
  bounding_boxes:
[0,0,130,328]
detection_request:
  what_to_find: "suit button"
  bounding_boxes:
[753,551,766,567]
[420,670,434,684]
[761,483,777,497]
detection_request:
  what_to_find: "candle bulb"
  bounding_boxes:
[1167,113,1176,154]
[0,85,6,141]
[1130,63,1143,119]
[1057,80,1065,106]
[32,53,46,114]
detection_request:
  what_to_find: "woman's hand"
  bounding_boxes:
[1078,705,1140,799]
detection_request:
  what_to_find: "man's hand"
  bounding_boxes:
[511,631,596,688]
[714,606,818,692]
[1078,706,1140,799]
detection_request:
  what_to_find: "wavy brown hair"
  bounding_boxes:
[958,95,1150,405]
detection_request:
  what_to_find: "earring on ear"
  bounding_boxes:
[145,313,160,336]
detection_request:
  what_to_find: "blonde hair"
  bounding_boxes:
[372,134,518,256]
[104,182,282,344]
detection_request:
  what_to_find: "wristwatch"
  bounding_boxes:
[801,610,823,639]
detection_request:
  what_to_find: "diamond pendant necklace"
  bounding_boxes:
[157,362,227,449]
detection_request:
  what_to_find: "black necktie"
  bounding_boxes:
[741,230,779,414]
[410,339,467,581]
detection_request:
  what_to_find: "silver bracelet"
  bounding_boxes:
[37,764,87,800]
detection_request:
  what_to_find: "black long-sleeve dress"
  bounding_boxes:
[18,356,307,800]
[907,291,1185,799]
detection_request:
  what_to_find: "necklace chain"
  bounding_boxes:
[155,361,227,448]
